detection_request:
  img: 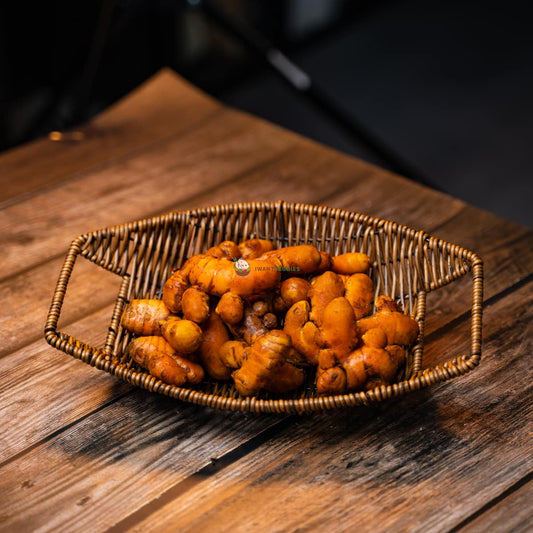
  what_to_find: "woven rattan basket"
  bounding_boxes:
[45,201,483,414]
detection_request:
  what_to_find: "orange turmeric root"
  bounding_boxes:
[181,287,210,324]
[261,245,322,274]
[188,255,281,297]
[319,297,359,361]
[357,296,419,346]
[238,238,275,259]
[126,336,188,386]
[218,340,248,369]
[283,301,321,364]
[264,362,305,394]
[280,277,310,308]
[308,271,345,326]
[331,252,371,275]
[199,312,233,380]
[232,330,291,396]
[162,270,189,314]
[160,316,203,356]
[205,240,241,259]
[121,299,170,336]
[215,291,244,326]
[344,273,374,320]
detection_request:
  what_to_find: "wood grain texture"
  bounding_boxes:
[0,257,123,358]
[109,282,533,533]
[0,307,128,463]
[0,69,220,205]
[0,389,284,533]
[2,124,531,358]
[458,479,533,533]
[0,108,297,281]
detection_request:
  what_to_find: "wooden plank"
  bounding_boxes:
[422,207,533,337]
[0,69,221,205]
[0,257,123,358]
[458,479,533,533]
[0,306,130,464]
[0,107,298,280]
[105,281,533,533]
[1,88,531,469]
[0,222,528,528]
[0,377,284,533]
[0,140,474,457]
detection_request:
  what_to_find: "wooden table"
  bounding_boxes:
[1,69,531,533]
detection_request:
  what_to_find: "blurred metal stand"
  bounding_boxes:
[195,0,437,189]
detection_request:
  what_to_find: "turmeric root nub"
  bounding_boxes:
[280,277,310,308]
[238,238,274,259]
[331,252,371,275]
[199,312,233,380]
[126,336,187,386]
[121,299,170,336]
[181,287,210,323]
[232,330,290,396]
[160,317,203,355]
[216,292,244,325]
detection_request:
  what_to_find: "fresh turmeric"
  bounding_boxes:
[261,245,323,274]
[181,287,210,324]
[126,336,188,386]
[121,242,420,399]
[198,312,233,380]
[121,299,170,336]
[160,316,203,355]
[238,238,275,259]
[188,255,281,297]
[357,295,419,346]
[331,252,371,275]
[232,330,291,396]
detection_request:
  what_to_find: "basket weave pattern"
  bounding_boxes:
[45,201,483,414]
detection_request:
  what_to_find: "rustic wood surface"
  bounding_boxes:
[0,68,531,533]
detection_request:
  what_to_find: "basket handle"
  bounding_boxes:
[44,236,129,366]
[412,256,484,387]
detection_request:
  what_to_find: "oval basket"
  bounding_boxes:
[45,201,483,414]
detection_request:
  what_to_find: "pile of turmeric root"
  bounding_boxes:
[121,239,419,397]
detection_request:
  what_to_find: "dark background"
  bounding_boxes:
[1,0,531,227]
